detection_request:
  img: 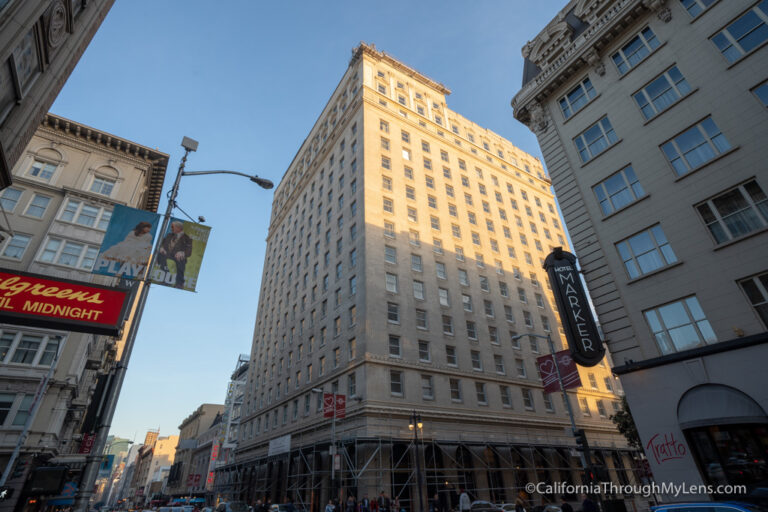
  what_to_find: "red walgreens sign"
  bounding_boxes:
[537,350,582,394]
[323,393,346,419]
[0,269,130,336]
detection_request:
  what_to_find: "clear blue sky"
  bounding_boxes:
[51,0,563,440]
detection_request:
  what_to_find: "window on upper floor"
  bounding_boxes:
[90,176,116,196]
[739,271,768,327]
[39,237,99,270]
[660,117,730,176]
[593,165,646,216]
[559,77,597,119]
[574,117,618,163]
[644,295,716,355]
[611,27,660,75]
[696,179,768,244]
[0,330,62,367]
[0,188,22,212]
[633,66,692,120]
[1,234,31,260]
[59,199,112,230]
[616,224,678,279]
[753,81,768,107]
[711,2,768,63]
[27,160,57,182]
[680,0,717,18]
[24,194,51,218]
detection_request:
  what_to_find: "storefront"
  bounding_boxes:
[615,337,768,501]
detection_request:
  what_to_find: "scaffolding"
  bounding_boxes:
[215,433,646,512]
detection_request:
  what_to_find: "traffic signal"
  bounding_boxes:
[574,429,589,451]
[593,464,610,482]
[10,458,28,480]
[582,469,595,485]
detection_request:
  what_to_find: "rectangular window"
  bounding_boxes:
[593,166,645,216]
[644,295,716,354]
[543,394,555,412]
[25,194,51,218]
[39,238,99,270]
[574,117,618,163]
[413,280,425,300]
[450,379,462,401]
[470,350,482,370]
[421,374,435,399]
[390,371,403,396]
[418,340,431,362]
[90,176,116,196]
[616,224,678,278]
[411,254,423,272]
[442,315,454,335]
[385,273,398,293]
[382,176,392,191]
[711,2,768,62]
[633,66,691,120]
[500,386,512,407]
[681,0,717,18]
[522,388,535,410]
[438,288,449,306]
[387,302,400,323]
[466,320,477,340]
[27,161,57,182]
[385,245,397,264]
[559,77,597,119]
[381,156,391,169]
[0,188,23,212]
[494,354,505,374]
[389,335,401,357]
[475,382,488,404]
[2,234,31,260]
[580,397,591,416]
[406,186,416,200]
[740,272,768,326]
[661,117,731,176]
[696,180,768,244]
[612,27,660,75]
[383,197,394,213]
[415,308,428,329]
[754,81,768,107]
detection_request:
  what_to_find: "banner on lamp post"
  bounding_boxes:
[150,218,211,292]
[93,205,161,280]
[543,248,605,367]
[537,350,582,394]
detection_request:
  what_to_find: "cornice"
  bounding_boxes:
[512,0,672,132]
[39,114,169,212]
[352,42,451,96]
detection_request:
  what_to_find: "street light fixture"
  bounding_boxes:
[73,137,273,511]
[409,411,425,512]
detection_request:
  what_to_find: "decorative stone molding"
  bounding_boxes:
[529,102,551,135]
[47,0,68,48]
[642,0,672,22]
[583,48,606,76]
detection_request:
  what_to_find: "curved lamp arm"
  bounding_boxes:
[181,170,274,189]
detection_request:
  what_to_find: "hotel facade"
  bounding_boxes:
[511,0,768,501]
[219,44,640,511]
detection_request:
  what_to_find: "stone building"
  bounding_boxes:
[0,113,167,510]
[511,0,768,501]
[220,43,637,512]
[0,0,115,188]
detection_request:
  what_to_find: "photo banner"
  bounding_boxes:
[93,205,160,280]
[537,350,582,394]
[150,218,211,292]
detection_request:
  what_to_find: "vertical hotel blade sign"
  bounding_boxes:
[543,247,605,367]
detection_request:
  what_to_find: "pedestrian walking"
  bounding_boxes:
[326,500,336,512]
[360,494,371,512]
[459,489,470,512]
[378,492,390,512]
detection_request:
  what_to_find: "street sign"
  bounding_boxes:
[543,249,605,367]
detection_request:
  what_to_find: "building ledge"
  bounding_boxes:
[612,331,768,375]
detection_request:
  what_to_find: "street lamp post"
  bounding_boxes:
[311,388,337,498]
[408,411,424,512]
[73,137,273,512]
[511,333,600,499]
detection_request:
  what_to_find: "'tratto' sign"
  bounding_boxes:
[543,248,605,367]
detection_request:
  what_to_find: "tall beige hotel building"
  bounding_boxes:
[512,0,768,502]
[223,44,639,511]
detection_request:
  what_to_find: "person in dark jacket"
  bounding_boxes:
[561,501,573,512]
[581,495,598,512]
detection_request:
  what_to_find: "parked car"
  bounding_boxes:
[470,501,504,512]
[652,502,768,512]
